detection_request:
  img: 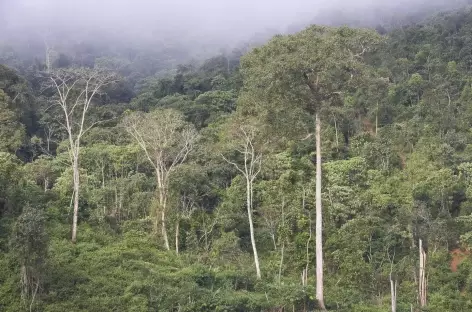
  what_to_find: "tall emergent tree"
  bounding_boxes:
[44,68,117,243]
[123,108,198,250]
[239,26,384,308]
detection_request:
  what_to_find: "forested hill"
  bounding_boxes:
[4,6,472,312]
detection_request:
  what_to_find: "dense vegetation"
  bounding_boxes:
[4,6,472,312]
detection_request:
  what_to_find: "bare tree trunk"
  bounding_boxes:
[114,178,119,217]
[278,241,285,284]
[175,220,180,254]
[247,176,261,279]
[102,166,105,189]
[271,234,277,251]
[29,280,39,312]
[419,239,427,308]
[305,210,312,286]
[376,102,379,135]
[388,248,397,312]
[315,113,326,310]
[390,274,397,312]
[119,191,123,222]
[333,113,339,149]
[71,157,80,243]
[156,170,170,251]
[419,239,423,307]
[161,207,170,250]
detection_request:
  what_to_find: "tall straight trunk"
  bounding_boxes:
[71,157,80,243]
[390,274,397,312]
[305,210,312,287]
[333,113,339,149]
[44,177,49,192]
[101,166,105,188]
[376,102,379,135]
[278,241,285,284]
[418,239,427,308]
[156,169,170,251]
[175,220,180,254]
[161,201,170,250]
[114,179,119,217]
[389,250,397,312]
[315,113,326,310]
[247,177,261,279]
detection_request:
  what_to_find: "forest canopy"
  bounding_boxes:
[3,4,472,312]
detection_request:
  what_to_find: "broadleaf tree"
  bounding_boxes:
[239,25,385,309]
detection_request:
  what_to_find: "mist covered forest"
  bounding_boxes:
[4,1,472,311]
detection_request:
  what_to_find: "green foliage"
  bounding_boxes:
[0,89,25,153]
[5,6,472,311]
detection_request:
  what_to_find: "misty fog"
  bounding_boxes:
[1,0,472,68]
[2,0,472,44]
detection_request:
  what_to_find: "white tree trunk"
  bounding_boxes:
[278,241,285,284]
[376,101,379,135]
[247,177,261,279]
[175,220,180,254]
[156,168,170,251]
[419,239,427,308]
[315,113,326,310]
[71,157,80,243]
[161,204,170,251]
[390,274,397,312]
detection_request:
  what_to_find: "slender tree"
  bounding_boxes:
[123,108,198,250]
[222,124,263,279]
[388,248,397,312]
[314,112,324,308]
[44,68,117,243]
[418,239,427,308]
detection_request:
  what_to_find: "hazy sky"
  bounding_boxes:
[1,0,321,36]
[1,0,471,47]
